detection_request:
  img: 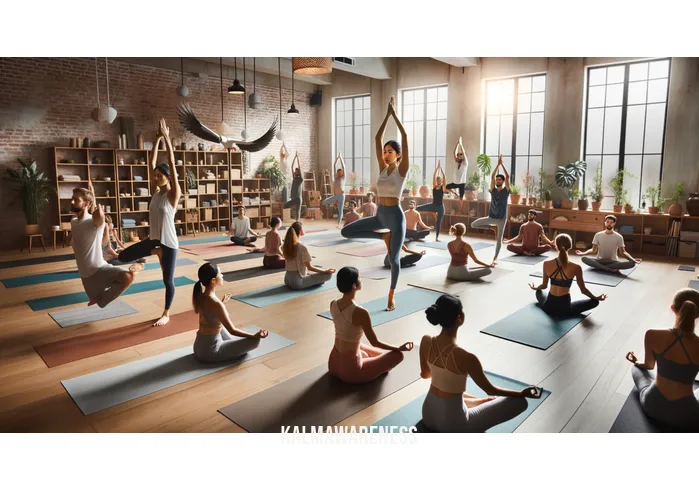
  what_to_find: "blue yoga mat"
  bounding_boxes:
[678,265,696,272]
[179,235,230,246]
[0,253,75,269]
[232,275,337,308]
[689,280,699,290]
[371,371,551,433]
[2,258,197,288]
[26,276,196,311]
[318,288,442,326]
[421,241,492,252]
[360,255,451,280]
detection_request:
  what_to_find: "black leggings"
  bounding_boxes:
[416,202,445,239]
[118,239,178,310]
[283,196,301,222]
[446,183,465,199]
[535,290,599,316]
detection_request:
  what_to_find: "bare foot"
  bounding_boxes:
[464,396,496,408]
[153,314,170,326]
[129,262,145,273]
[436,238,441,242]
[386,290,396,311]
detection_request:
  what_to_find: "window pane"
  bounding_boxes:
[601,154,619,207]
[363,108,370,125]
[629,63,648,82]
[518,77,532,93]
[627,81,647,105]
[532,75,546,92]
[354,98,362,110]
[606,83,624,106]
[501,81,515,114]
[531,92,545,112]
[414,121,424,157]
[404,121,414,147]
[437,101,448,120]
[516,113,531,155]
[414,90,424,104]
[624,105,646,155]
[438,86,448,101]
[404,91,414,105]
[529,155,542,173]
[426,102,437,120]
[500,156,512,177]
[414,103,424,121]
[647,78,668,103]
[649,60,670,79]
[643,103,666,154]
[426,121,437,157]
[584,155,602,192]
[589,67,607,86]
[403,104,413,122]
[499,115,513,157]
[588,86,606,108]
[336,110,344,127]
[518,93,531,113]
[624,154,642,207]
[363,125,370,158]
[344,127,353,157]
[603,106,622,154]
[363,96,370,109]
[529,112,544,155]
[641,154,662,201]
[607,66,625,84]
[486,116,500,155]
[515,156,529,189]
[585,108,605,155]
[436,120,447,156]
[337,99,345,112]
[487,81,501,114]
[354,109,362,126]
[354,129,362,160]
[337,127,344,155]
[426,88,437,103]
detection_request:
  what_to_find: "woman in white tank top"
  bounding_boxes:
[328,267,413,384]
[117,118,182,326]
[420,294,543,432]
[341,96,410,311]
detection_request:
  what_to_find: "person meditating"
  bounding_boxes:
[575,215,641,273]
[504,210,555,256]
[343,201,360,226]
[230,206,262,246]
[625,287,699,431]
[361,192,377,217]
[282,221,335,290]
[529,234,606,317]
[381,231,426,269]
[328,267,413,384]
[470,154,510,265]
[260,217,285,269]
[446,223,493,281]
[405,199,433,241]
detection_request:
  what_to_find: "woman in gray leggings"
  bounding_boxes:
[420,294,543,432]
[626,287,699,431]
[321,153,346,226]
[192,263,268,363]
[282,221,335,290]
[446,223,494,281]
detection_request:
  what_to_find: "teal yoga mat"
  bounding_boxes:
[206,252,263,265]
[610,383,699,433]
[371,371,551,433]
[61,327,294,415]
[480,303,588,350]
[26,276,196,311]
[360,255,451,280]
[421,241,491,251]
[179,235,230,246]
[0,253,75,269]
[2,258,197,288]
[232,275,337,308]
[318,288,442,326]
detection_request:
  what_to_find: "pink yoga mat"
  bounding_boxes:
[337,245,387,257]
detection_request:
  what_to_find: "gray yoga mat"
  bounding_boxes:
[49,301,140,328]
[480,303,588,350]
[306,237,371,247]
[207,252,264,265]
[500,254,550,266]
[218,348,421,433]
[231,275,336,308]
[530,266,636,287]
[61,327,294,415]
[689,280,699,290]
[222,266,284,283]
[610,383,699,433]
[421,240,492,252]
[678,265,696,272]
[360,254,451,280]
[0,253,75,269]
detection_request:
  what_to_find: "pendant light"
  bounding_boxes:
[228,57,245,95]
[292,57,332,75]
[177,57,190,97]
[97,57,117,124]
[218,58,231,136]
[287,63,299,116]
[276,57,285,141]
[248,57,261,109]
[241,58,249,140]
[91,57,101,122]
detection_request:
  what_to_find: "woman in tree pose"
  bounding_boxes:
[283,151,303,222]
[416,161,447,241]
[321,153,347,227]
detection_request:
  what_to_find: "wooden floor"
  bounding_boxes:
[0,220,692,433]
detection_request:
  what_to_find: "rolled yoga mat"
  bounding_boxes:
[372,371,551,433]
[218,349,421,433]
[678,265,696,272]
[610,383,699,433]
[49,301,139,329]
[222,266,284,283]
[2,258,197,288]
[499,253,550,266]
[360,254,451,280]
[206,252,263,265]
[26,276,196,311]
[530,266,636,287]
[61,327,294,415]
[318,288,442,327]
[231,275,336,308]
[421,241,492,252]
[37,310,200,367]
[337,245,388,258]
[480,303,588,350]
[0,253,75,269]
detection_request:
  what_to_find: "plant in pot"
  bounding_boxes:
[465,171,479,200]
[577,189,589,211]
[588,167,604,211]
[523,169,537,205]
[258,160,287,195]
[419,177,431,198]
[405,164,421,197]
[555,160,587,210]
[536,169,552,206]
[476,154,492,201]
[509,184,522,205]
[543,188,553,208]
[665,182,685,216]
[359,178,367,195]
[609,169,635,213]
[569,188,582,208]
[347,172,359,195]
[186,168,197,195]
[644,183,666,215]
[4,158,55,235]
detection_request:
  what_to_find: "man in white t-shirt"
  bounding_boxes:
[70,185,143,307]
[575,214,641,273]
[230,206,262,246]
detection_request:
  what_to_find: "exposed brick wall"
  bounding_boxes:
[0,57,317,250]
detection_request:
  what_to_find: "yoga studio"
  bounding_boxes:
[1,6,698,487]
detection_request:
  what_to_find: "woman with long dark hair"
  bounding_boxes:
[282,221,335,289]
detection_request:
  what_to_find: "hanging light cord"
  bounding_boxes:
[253,58,256,92]
[278,57,283,131]
[220,57,224,122]
[95,57,100,106]
[105,57,110,105]
[243,58,247,129]
[291,69,295,106]
[181,58,184,85]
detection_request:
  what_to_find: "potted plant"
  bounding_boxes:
[258,161,287,192]
[509,184,522,205]
[555,160,587,210]
[523,169,536,206]
[624,201,633,214]
[577,189,589,211]
[569,188,582,209]
[186,168,197,195]
[609,169,635,214]
[465,171,479,201]
[359,178,367,195]
[419,178,431,198]
[543,188,553,209]
[644,183,665,215]
[347,172,359,195]
[405,164,421,197]
[588,167,604,212]
[536,169,552,206]
[665,181,685,216]
[476,154,492,201]
[5,158,55,235]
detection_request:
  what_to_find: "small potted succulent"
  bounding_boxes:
[588,167,604,212]
[624,201,633,214]
[666,181,685,216]
[569,188,581,208]
[509,184,522,205]
[543,188,553,209]
[644,183,665,215]
[359,178,367,195]
[578,189,589,211]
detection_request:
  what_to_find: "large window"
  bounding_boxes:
[582,59,671,208]
[335,95,371,186]
[401,85,448,184]
[483,74,546,189]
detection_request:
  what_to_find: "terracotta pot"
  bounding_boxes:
[410,188,417,197]
[668,202,683,216]
[528,197,537,205]
[465,191,476,201]
[544,200,553,209]
[255,173,262,179]
[686,193,699,216]
[624,205,633,214]
[510,194,521,205]
[25,224,40,235]
[536,201,543,208]
[349,189,359,195]
[648,206,659,215]
[613,205,623,213]
[561,199,574,210]
[578,199,589,211]
[419,185,430,198]
[359,186,365,194]
[591,201,602,212]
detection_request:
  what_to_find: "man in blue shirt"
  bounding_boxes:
[471,154,510,265]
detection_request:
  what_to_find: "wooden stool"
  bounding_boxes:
[22,234,46,253]
[53,229,71,249]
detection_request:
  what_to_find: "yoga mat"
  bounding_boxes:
[610,383,699,433]
[679,265,696,272]
[318,288,442,327]
[62,327,294,415]
[499,254,549,266]
[49,301,139,329]
[218,349,421,433]
[372,371,551,433]
[360,255,451,280]
[232,276,336,308]
[2,258,197,288]
[222,266,283,283]
[337,245,387,258]
[37,310,200,367]
[407,267,514,295]
[421,241,492,252]
[180,243,238,256]
[480,303,588,350]
[26,276,196,311]
[530,266,636,287]
[690,280,699,290]
[306,237,371,247]
[0,253,75,269]
[179,235,230,246]
[207,252,264,265]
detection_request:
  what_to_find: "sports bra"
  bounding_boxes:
[376,165,406,199]
[433,187,444,206]
[198,305,223,335]
[549,258,573,288]
[330,300,363,352]
[427,337,467,393]
[448,240,469,267]
[654,330,699,384]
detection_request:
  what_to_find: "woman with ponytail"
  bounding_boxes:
[191,263,268,363]
[420,294,542,432]
[282,221,335,290]
[446,223,493,281]
[529,233,606,316]
[625,288,699,431]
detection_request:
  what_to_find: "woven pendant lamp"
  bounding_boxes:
[292,57,332,75]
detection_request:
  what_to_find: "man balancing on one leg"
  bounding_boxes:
[71,183,144,308]
[470,154,510,265]
[405,199,433,241]
[575,214,642,273]
[504,210,555,256]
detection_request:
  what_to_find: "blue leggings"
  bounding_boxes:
[322,194,345,225]
[283,196,301,222]
[416,202,445,239]
[118,238,177,310]
[341,204,406,289]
